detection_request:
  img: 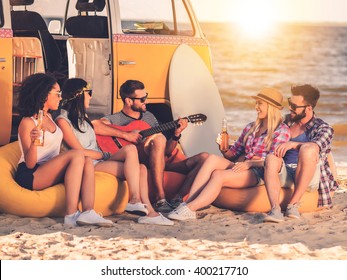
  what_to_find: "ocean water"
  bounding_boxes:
[201,22,347,167]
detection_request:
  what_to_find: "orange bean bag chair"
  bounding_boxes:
[213,154,337,213]
[213,185,319,213]
[147,146,321,213]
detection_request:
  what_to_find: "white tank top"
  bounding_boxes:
[18,115,63,165]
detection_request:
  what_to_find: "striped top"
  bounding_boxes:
[104,111,159,127]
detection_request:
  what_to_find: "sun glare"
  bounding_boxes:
[233,1,277,38]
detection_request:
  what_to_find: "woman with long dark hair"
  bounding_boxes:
[56,78,173,226]
[15,73,112,227]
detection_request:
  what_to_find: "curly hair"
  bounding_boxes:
[17,73,57,118]
[61,78,92,133]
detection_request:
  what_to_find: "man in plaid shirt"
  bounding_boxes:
[264,84,339,223]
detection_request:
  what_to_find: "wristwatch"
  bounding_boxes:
[172,134,181,141]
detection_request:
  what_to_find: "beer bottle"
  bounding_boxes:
[220,117,229,152]
[33,110,44,146]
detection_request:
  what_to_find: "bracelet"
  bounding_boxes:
[172,134,181,141]
[102,151,111,161]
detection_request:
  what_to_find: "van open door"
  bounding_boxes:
[0,0,13,145]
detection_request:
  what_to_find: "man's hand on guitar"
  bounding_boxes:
[174,118,188,136]
[96,114,207,154]
[125,131,143,144]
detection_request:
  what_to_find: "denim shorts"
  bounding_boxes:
[279,160,320,192]
[251,167,265,186]
[14,162,40,191]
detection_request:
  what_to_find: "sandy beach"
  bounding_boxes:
[1,167,346,260]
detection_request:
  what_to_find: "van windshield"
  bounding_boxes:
[119,0,194,36]
[10,0,67,34]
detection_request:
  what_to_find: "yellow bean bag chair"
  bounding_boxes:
[213,185,319,213]
[213,153,337,213]
[0,141,128,217]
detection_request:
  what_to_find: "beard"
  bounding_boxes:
[290,109,306,123]
[131,104,146,113]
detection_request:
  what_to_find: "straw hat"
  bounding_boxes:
[252,88,284,110]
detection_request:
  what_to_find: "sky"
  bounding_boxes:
[190,0,347,23]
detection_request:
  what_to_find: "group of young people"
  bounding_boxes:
[14,73,339,227]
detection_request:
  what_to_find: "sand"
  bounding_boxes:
[1,168,346,260]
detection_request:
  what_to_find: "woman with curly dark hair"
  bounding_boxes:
[15,73,112,227]
[55,78,174,226]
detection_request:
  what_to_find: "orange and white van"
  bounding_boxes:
[0,0,212,145]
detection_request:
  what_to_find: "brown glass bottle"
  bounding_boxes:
[220,118,229,151]
[33,110,44,146]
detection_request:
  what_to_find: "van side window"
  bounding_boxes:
[0,0,4,28]
[119,0,194,36]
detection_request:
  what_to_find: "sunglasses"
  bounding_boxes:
[288,98,310,110]
[83,89,93,97]
[129,93,148,103]
[50,91,62,98]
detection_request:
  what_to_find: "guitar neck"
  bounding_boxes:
[140,119,186,138]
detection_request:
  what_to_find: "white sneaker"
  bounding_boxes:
[167,204,196,221]
[175,202,187,210]
[125,202,149,216]
[138,213,174,226]
[64,210,81,227]
[76,209,113,227]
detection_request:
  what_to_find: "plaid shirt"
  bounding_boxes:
[228,122,290,160]
[285,114,339,207]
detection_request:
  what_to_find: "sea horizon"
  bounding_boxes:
[200,22,347,167]
[201,21,347,26]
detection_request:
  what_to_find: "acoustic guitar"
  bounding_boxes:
[96,113,207,153]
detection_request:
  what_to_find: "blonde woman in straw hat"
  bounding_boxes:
[168,88,291,220]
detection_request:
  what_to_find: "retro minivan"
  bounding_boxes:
[0,0,212,145]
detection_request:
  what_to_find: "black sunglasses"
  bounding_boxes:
[129,93,148,103]
[288,98,310,110]
[83,89,93,97]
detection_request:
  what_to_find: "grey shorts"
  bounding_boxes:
[279,160,320,192]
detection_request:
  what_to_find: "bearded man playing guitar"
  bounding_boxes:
[93,80,208,213]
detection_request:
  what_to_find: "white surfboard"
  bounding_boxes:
[169,44,225,157]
